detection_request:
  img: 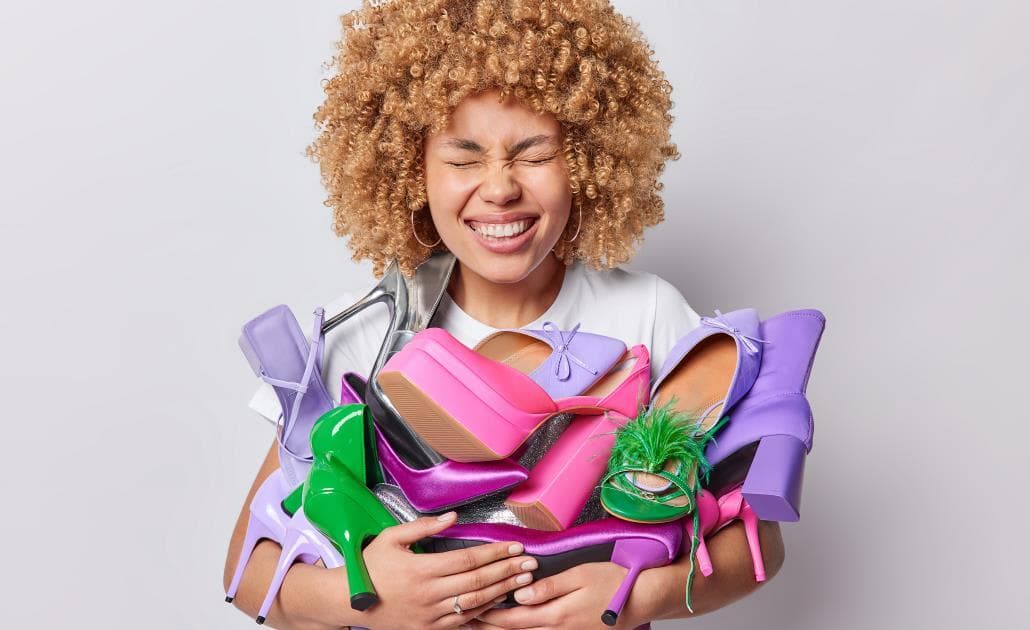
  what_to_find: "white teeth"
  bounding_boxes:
[473,220,530,238]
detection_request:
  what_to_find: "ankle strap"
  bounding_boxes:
[269,308,326,460]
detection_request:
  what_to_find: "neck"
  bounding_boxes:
[448,255,566,329]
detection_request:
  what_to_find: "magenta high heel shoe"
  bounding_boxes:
[705,309,826,521]
[688,486,766,582]
[426,518,681,627]
[225,469,293,603]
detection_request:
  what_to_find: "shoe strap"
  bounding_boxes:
[267,308,326,461]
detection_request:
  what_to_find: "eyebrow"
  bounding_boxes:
[442,134,558,158]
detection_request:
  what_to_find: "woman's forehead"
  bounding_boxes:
[428,93,562,149]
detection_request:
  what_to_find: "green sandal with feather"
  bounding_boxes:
[600,401,724,523]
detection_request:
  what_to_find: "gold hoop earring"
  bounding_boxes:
[563,203,582,243]
[411,209,442,248]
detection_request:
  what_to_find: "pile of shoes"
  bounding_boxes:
[224,255,826,626]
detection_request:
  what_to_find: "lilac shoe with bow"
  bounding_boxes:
[378,323,642,461]
[704,309,825,521]
[650,308,765,420]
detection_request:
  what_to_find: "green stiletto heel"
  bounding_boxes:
[303,404,397,610]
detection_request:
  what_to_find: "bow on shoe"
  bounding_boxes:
[541,321,598,382]
[700,310,768,355]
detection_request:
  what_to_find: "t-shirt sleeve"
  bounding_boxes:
[649,276,702,381]
[245,289,386,424]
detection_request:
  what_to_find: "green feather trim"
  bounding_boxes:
[607,400,720,482]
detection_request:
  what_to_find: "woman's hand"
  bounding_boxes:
[470,562,651,630]
[356,512,539,630]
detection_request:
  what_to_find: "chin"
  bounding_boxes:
[466,255,539,285]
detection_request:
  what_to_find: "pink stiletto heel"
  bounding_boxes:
[736,496,766,582]
[686,485,766,583]
[687,489,719,577]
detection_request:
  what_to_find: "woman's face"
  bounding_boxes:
[423,90,572,285]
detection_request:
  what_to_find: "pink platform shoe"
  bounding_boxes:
[378,326,648,462]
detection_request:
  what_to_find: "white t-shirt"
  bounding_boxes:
[249,262,701,423]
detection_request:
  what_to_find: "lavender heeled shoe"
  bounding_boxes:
[239,305,335,488]
[255,508,344,624]
[705,309,826,521]
[425,519,681,627]
[225,469,294,603]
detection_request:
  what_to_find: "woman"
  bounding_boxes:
[224,1,784,628]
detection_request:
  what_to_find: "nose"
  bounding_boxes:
[477,165,521,206]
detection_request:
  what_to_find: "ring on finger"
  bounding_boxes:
[453,594,463,615]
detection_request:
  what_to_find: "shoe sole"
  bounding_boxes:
[377,370,503,461]
[506,499,564,531]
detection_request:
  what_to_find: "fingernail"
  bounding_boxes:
[514,586,534,602]
[437,512,456,521]
[507,543,524,555]
[515,573,532,585]
[520,559,537,571]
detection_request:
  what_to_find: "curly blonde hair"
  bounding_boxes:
[307,0,680,276]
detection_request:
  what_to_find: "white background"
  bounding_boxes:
[1,1,1027,628]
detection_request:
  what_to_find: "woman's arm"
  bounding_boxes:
[633,519,786,621]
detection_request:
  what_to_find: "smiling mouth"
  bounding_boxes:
[465,217,538,240]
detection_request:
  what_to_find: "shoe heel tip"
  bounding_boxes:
[755,571,767,582]
[601,610,618,626]
[224,596,234,603]
[350,592,379,611]
[255,616,266,625]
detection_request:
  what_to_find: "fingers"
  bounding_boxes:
[423,539,528,577]
[429,594,507,630]
[434,552,537,597]
[508,565,582,605]
[440,565,535,617]
[378,511,458,547]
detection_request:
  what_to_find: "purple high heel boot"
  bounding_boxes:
[705,309,826,521]
[426,519,681,627]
